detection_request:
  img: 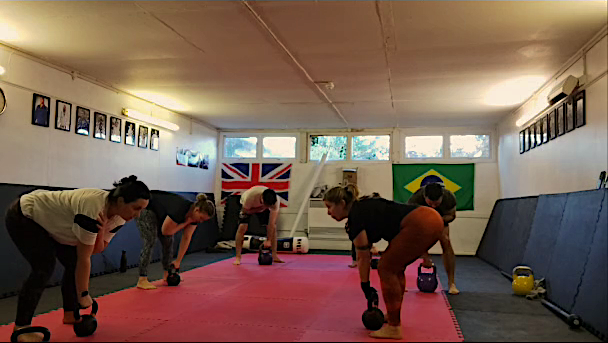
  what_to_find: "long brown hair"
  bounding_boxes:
[323,184,360,206]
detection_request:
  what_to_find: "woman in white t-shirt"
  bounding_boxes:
[5,176,150,342]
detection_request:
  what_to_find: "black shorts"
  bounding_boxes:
[239,210,270,225]
[239,211,252,225]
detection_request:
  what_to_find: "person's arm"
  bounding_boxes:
[161,216,194,236]
[92,230,106,255]
[442,207,456,225]
[174,224,197,268]
[354,230,372,283]
[76,242,95,308]
[265,207,279,248]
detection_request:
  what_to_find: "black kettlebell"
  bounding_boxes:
[10,326,51,342]
[74,299,98,337]
[258,245,273,265]
[362,287,385,330]
[371,258,380,270]
[167,264,181,286]
[417,264,438,293]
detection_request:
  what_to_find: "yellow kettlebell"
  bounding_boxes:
[512,266,535,296]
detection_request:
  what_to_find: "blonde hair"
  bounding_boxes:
[194,193,216,217]
[323,184,360,206]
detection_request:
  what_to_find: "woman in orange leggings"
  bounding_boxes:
[324,185,444,340]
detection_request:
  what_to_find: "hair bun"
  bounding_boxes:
[196,193,208,202]
[114,175,138,187]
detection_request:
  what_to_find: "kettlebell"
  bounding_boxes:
[362,287,385,330]
[11,326,51,342]
[417,264,438,293]
[167,264,181,286]
[512,266,535,296]
[74,299,98,337]
[258,245,273,265]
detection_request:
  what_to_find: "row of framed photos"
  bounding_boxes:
[31,93,159,150]
[519,90,585,154]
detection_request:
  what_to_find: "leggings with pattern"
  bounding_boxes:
[136,209,174,277]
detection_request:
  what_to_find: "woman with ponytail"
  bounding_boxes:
[324,184,444,340]
[5,176,150,342]
[135,191,215,290]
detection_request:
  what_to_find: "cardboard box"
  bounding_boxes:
[343,168,358,186]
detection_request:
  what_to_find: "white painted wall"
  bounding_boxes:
[0,47,217,193]
[497,34,608,198]
[216,128,500,255]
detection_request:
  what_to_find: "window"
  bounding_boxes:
[405,136,443,158]
[450,135,490,158]
[263,136,297,159]
[310,135,347,161]
[224,137,257,158]
[352,135,390,161]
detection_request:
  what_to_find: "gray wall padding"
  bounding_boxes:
[522,193,569,279]
[545,190,605,312]
[500,197,538,273]
[0,184,219,297]
[572,192,607,340]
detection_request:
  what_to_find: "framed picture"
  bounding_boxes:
[110,117,121,143]
[529,124,536,149]
[94,112,107,140]
[548,110,556,140]
[55,100,72,132]
[150,129,159,151]
[524,126,531,151]
[75,106,90,136]
[519,130,525,154]
[575,91,585,128]
[32,93,50,127]
[535,120,542,147]
[565,100,574,132]
[138,125,148,149]
[125,121,136,146]
[541,115,548,143]
[557,104,565,136]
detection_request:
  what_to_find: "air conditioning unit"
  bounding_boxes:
[547,75,579,104]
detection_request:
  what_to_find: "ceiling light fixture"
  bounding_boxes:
[122,108,179,131]
[0,65,5,76]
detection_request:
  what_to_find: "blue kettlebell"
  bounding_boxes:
[258,245,273,265]
[417,264,438,293]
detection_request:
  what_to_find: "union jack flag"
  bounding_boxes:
[221,163,292,207]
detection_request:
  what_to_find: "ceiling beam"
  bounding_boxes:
[375,0,398,127]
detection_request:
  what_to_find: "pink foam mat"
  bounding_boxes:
[1,254,463,342]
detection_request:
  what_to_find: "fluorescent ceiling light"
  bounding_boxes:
[0,23,19,41]
[0,65,5,75]
[484,76,546,107]
[122,108,179,131]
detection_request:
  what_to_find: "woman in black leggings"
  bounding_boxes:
[5,176,150,342]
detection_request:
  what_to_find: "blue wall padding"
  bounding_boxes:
[545,190,605,312]
[476,199,516,269]
[572,191,607,340]
[499,197,538,273]
[0,184,219,297]
[522,193,569,279]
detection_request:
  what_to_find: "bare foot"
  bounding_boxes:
[273,258,285,263]
[448,284,460,295]
[63,311,76,324]
[13,326,44,342]
[137,279,157,290]
[369,324,403,340]
[233,258,241,265]
[348,261,358,268]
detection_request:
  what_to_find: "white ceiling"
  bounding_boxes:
[0,1,606,129]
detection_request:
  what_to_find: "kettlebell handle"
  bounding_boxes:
[75,299,98,320]
[418,264,437,274]
[512,266,534,278]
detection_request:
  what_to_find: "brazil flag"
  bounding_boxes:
[393,164,475,211]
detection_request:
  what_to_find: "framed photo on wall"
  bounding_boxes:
[541,115,548,143]
[125,121,136,146]
[565,100,575,132]
[519,130,525,154]
[94,112,107,140]
[138,125,149,149]
[55,100,71,132]
[75,106,90,136]
[32,93,50,127]
[575,91,586,128]
[557,104,565,136]
[524,126,531,151]
[548,110,556,140]
[529,124,536,149]
[150,128,159,151]
[110,117,121,143]
[535,120,542,147]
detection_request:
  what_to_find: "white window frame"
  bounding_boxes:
[221,132,299,163]
[399,127,496,163]
[307,131,393,163]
